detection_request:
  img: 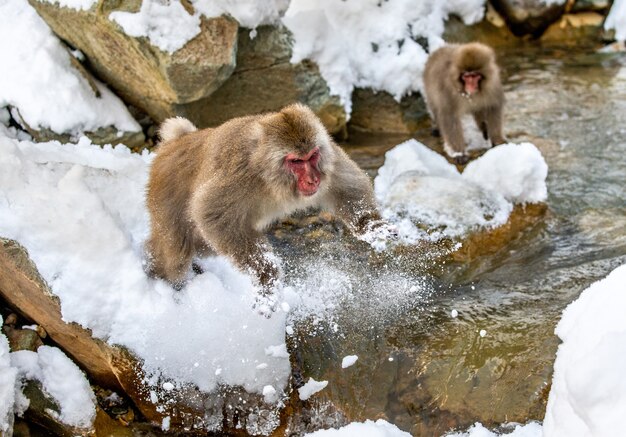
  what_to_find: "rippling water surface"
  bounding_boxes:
[272,46,626,436]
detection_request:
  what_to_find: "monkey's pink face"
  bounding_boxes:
[285,147,321,196]
[461,72,482,95]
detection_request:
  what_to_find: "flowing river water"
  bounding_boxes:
[269,45,626,435]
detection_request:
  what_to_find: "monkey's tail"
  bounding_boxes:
[159,117,198,143]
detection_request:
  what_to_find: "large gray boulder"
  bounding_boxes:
[491,0,567,36]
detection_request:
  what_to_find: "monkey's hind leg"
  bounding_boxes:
[145,225,195,290]
[484,106,507,146]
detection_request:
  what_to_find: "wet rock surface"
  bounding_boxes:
[491,0,567,37]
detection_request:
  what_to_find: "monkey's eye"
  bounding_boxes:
[290,159,304,164]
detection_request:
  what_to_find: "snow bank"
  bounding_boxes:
[374,141,547,241]
[0,135,290,405]
[0,0,140,136]
[110,1,201,53]
[605,0,626,42]
[11,347,96,429]
[305,419,411,437]
[282,0,486,112]
[543,264,626,437]
[0,317,19,436]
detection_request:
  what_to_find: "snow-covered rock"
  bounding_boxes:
[374,140,547,242]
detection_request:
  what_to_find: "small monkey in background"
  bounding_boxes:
[145,103,386,292]
[423,42,506,164]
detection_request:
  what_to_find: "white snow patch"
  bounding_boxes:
[0,135,290,406]
[305,419,411,436]
[262,385,279,403]
[11,346,96,429]
[0,0,140,135]
[282,0,486,113]
[298,377,328,400]
[543,263,626,437]
[605,0,626,42]
[445,422,542,437]
[341,355,358,369]
[451,309,459,318]
[193,0,289,29]
[0,317,20,435]
[109,0,201,53]
[374,140,547,241]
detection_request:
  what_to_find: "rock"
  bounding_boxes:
[1,325,43,352]
[443,5,520,46]
[27,0,239,121]
[174,25,347,136]
[20,381,95,437]
[570,0,610,13]
[349,88,428,134]
[491,0,567,37]
[540,12,605,43]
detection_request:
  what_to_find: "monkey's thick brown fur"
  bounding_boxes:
[146,103,379,289]
[423,42,505,162]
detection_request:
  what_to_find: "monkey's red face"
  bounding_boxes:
[285,147,321,196]
[461,72,482,95]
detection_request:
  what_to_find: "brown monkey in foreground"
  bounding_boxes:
[145,103,384,291]
[423,42,506,165]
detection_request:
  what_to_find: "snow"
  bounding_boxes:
[374,140,547,241]
[543,264,626,437]
[0,135,290,407]
[341,355,358,369]
[0,317,20,436]
[304,419,411,436]
[109,1,201,54]
[298,377,328,400]
[193,0,289,29]
[0,0,140,136]
[11,346,96,429]
[282,0,486,113]
[445,422,542,437]
[605,0,626,42]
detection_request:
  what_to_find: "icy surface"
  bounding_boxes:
[543,264,626,437]
[298,377,328,400]
[11,346,96,429]
[0,135,290,403]
[0,0,140,135]
[283,0,486,112]
[109,0,201,53]
[605,0,626,42]
[0,317,19,436]
[305,419,411,436]
[341,355,358,369]
[374,140,547,241]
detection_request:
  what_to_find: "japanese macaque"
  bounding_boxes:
[423,42,506,164]
[145,103,383,292]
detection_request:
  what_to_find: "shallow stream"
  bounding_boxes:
[273,45,626,435]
